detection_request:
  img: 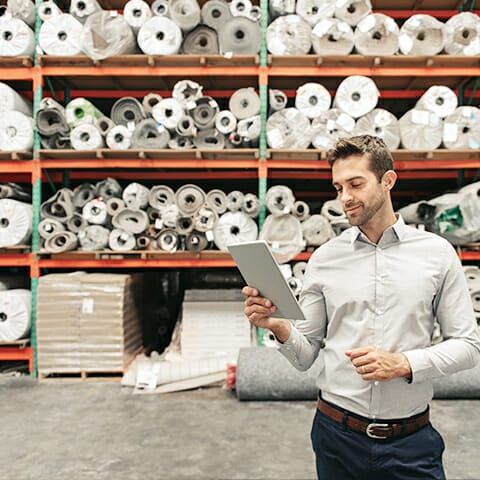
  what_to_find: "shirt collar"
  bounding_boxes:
[349,214,407,246]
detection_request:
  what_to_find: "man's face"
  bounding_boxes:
[331,155,387,227]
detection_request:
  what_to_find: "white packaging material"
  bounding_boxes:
[334,75,379,119]
[39,14,84,56]
[70,0,102,23]
[6,0,35,26]
[0,16,34,56]
[0,111,34,151]
[354,13,399,56]
[353,108,400,150]
[267,14,311,55]
[0,199,32,247]
[0,289,31,342]
[0,82,32,115]
[334,0,372,27]
[38,1,62,21]
[399,108,443,150]
[443,106,480,150]
[123,0,152,33]
[311,18,354,55]
[295,83,331,119]
[416,85,458,119]
[444,12,480,56]
[296,0,336,27]
[138,16,183,55]
[266,108,312,149]
[399,14,444,55]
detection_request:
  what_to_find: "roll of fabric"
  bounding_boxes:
[95,177,122,201]
[0,82,32,116]
[0,199,32,246]
[354,13,399,56]
[131,119,171,149]
[151,0,169,17]
[193,206,218,232]
[112,208,149,234]
[269,0,295,18]
[464,265,480,286]
[82,198,109,225]
[39,13,83,56]
[218,16,261,54]
[149,185,175,209]
[334,0,371,27]
[38,218,65,240]
[0,16,34,56]
[229,88,260,121]
[416,86,458,119]
[242,193,261,218]
[229,0,252,17]
[311,18,354,55]
[296,0,335,27]
[399,14,444,56]
[268,89,288,112]
[225,190,244,212]
[213,211,258,250]
[311,108,355,150]
[40,188,74,224]
[334,75,379,119]
[176,115,196,137]
[95,116,115,136]
[66,98,104,128]
[182,25,219,54]
[215,110,237,135]
[295,82,331,119]
[191,96,219,129]
[301,214,335,246]
[248,5,261,22]
[172,79,203,104]
[206,189,227,215]
[157,229,179,252]
[0,183,31,202]
[0,289,31,342]
[169,0,201,32]
[44,231,78,253]
[293,261,308,279]
[227,132,243,148]
[123,182,149,209]
[66,213,88,233]
[38,1,62,21]
[399,109,443,150]
[142,93,162,114]
[353,108,400,150]
[40,133,71,150]
[111,97,146,127]
[106,197,125,216]
[78,225,110,250]
[267,14,311,55]
[292,200,310,221]
[176,215,194,234]
[81,11,136,60]
[265,185,295,216]
[124,0,152,33]
[444,12,480,56]
[201,0,232,31]
[176,184,206,215]
[109,228,136,251]
[443,106,480,150]
[193,128,225,149]
[136,235,151,250]
[321,198,349,233]
[73,183,96,208]
[0,111,34,151]
[7,0,35,26]
[266,108,312,149]
[237,115,261,144]
[70,124,104,150]
[70,0,102,23]
[106,125,132,150]
[152,98,185,131]
[37,98,70,136]
[168,135,194,149]
[186,231,209,251]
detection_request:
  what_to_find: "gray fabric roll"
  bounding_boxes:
[111,97,146,127]
[311,18,354,56]
[66,213,88,233]
[266,108,312,149]
[157,229,179,252]
[229,88,260,121]
[443,106,480,150]
[301,214,335,246]
[176,184,206,215]
[269,0,295,18]
[353,108,400,151]
[292,200,310,221]
[172,80,203,104]
[334,0,371,27]
[201,0,232,31]
[193,128,225,149]
[354,13,399,56]
[267,14,311,55]
[193,206,218,232]
[296,0,335,27]
[142,93,162,114]
[206,189,228,215]
[186,231,209,251]
[0,183,31,202]
[265,185,295,216]
[169,0,201,32]
[191,96,219,129]
[95,116,115,136]
[38,218,65,240]
[106,197,125,216]
[268,89,287,112]
[236,347,322,401]
[399,14,444,56]
[176,216,194,235]
[444,12,480,56]
[112,208,149,234]
[399,109,443,150]
[82,198,108,225]
[215,110,237,135]
[36,98,69,137]
[78,225,110,250]
[218,16,261,54]
[433,362,480,399]
[242,193,260,218]
[149,185,175,210]
[123,182,150,210]
[182,25,219,54]
[226,190,244,212]
[213,211,258,250]
[137,16,182,55]
[95,178,122,201]
[39,133,71,150]
[109,228,136,251]
[44,231,78,253]
[40,188,74,224]
[168,135,194,150]
[131,119,170,149]
[151,0,169,16]
[106,125,132,150]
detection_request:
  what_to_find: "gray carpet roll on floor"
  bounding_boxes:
[82,198,109,225]
[433,362,480,399]
[292,200,310,221]
[106,197,125,216]
[201,0,232,31]
[334,0,371,27]
[176,184,206,215]
[78,225,110,250]
[267,14,311,55]
[226,190,244,212]
[109,228,136,251]
[111,97,146,127]
[265,185,295,216]
[182,25,219,54]
[95,177,122,201]
[218,16,261,54]
[186,231,209,251]
[36,98,69,136]
[66,213,88,233]
[142,93,162,114]
[73,183,96,209]
[112,208,149,234]
[215,110,237,135]
[44,231,78,253]
[131,119,171,149]
[236,347,322,401]
[158,229,179,252]
[193,128,225,149]
[40,188,74,223]
[229,87,260,120]
[242,193,260,218]
[123,182,149,209]
[95,116,115,136]
[149,185,175,210]
[206,189,228,214]
[169,0,201,32]
[191,96,219,130]
[38,218,65,240]
[151,0,169,17]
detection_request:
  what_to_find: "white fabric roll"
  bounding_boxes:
[0,199,32,247]
[295,82,331,119]
[78,225,110,251]
[265,185,295,216]
[218,16,261,54]
[301,214,335,246]
[311,108,355,150]
[152,98,185,131]
[151,0,169,17]
[416,86,458,119]
[0,82,32,115]
[70,0,102,23]
[353,108,400,150]
[0,17,34,57]
[7,0,35,26]
[0,289,31,342]
[66,98,104,128]
[124,0,152,33]
[242,193,261,218]
[215,110,237,134]
[106,125,132,150]
[269,0,295,17]
[229,88,260,120]
[230,0,252,17]
[213,211,258,251]
[157,204,178,228]
[109,229,136,251]
[226,190,244,211]
[399,108,443,150]
[142,93,162,114]
[296,0,335,27]
[82,198,108,225]
[334,0,371,27]
[269,89,288,112]
[38,1,62,21]
[444,12,480,56]
[169,0,201,32]
[206,189,227,215]
[399,14,444,56]
[443,106,480,150]
[0,111,34,151]
[112,209,149,234]
[70,124,104,150]
[354,13,399,56]
[38,218,65,240]
[123,182,150,210]
[237,115,261,143]
[39,14,84,56]
[193,206,218,232]
[266,108,312,149]
[138,16,182,55]
[172,80,203,104]
[292,200,310,221]
[334,75,379,119]
[267,14,311,55]
[311,18,354,56]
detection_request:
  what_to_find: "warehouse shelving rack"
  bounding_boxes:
[1,0,480,375]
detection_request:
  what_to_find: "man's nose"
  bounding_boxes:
[339,189,353,204]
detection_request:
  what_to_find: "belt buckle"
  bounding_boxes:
[366,423,390,439]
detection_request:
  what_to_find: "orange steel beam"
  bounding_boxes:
[0,161,34,173]
[0,254,33,267]
[1,68,34,81]
[0,347,34,372]
[39,258,237,268]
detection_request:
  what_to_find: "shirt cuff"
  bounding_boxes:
[403,349,434,384]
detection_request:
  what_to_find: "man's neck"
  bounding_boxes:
[359,212,398,245]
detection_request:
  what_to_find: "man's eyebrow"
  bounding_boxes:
[332,176,365,187]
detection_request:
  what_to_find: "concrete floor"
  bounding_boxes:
[1,376,479,480]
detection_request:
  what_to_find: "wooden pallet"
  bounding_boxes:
[0,339,30,349]
[0,245,31,254]
[0,151,32,161]
[0,57,33,68]
[38,370,124,382]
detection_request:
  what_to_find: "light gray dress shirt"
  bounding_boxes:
[277,215,480,419]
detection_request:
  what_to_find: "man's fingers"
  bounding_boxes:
[345,346,375,359]
[244,295,273,309]
[242,286,259,297]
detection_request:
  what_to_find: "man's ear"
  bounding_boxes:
[382,170,397,191]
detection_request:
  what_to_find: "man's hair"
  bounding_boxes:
[326,135,394,182]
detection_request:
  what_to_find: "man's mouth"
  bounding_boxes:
[346,205,361,214]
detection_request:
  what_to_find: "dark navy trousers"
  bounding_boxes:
[311,408,446,480]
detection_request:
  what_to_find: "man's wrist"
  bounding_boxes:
[270,318,292,344]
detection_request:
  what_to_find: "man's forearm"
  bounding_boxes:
[269,318,292,344]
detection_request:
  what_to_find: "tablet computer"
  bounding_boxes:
[228,240,306,320]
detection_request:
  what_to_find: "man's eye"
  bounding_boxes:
[351,183,361,188]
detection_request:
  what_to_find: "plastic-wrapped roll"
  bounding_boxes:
[124,0,152,33]
[122,182,149,210]
[38,1,62,21]
[95,178,122,201]
[66,213,88,233]
[396,200,436,225]
[36,98,69,137]
[131,119,170,149]
[176,184,206,215]
[40,188,74,223]
[38,218,65,240]
[78,225,110,250]
[416,86,457,120]
[215,111,237,135]
[109,229,136,251]
[301,214,335,246]
[152,98,185,131]
[193,128,225,149]
[7,0,35,26]
[399,109,443,150]
[191,96,219,129]
[334,75,379,119]
[111,97,146,127]
[142,93,162,114]
[82,198,108,225]
[168,135,194,149]
[186,231,209,251]
[265,185,295,216]
[201,0,232,31]
[0,17,34,56]
[0,199,31,246]
[66,98,104,128]
[218,16,261,55]
[443,106,480,150]
[293,261,307,279]
[112,208,149,234]
[266,108,312,149]
[158,229,179,252]
[206,189,227,215]
[226,190,244,212]
[269,0,295,17]
[70,124,104,150]
[259,214,304,264]
[237,115,261,143]
[193,206,218,232]
[151,0,169,16]
[354,13,399,56]
[229,88,260,121]
[444,12,480,56]
[292,200,310,221]
[295,83,331,119]
[73,183,96,208]
[169,0,201,32]
[268,89,287,112]
[242,193,261,218]
[106,197,125,216]
[334,0,371,26]
[0,289,31,342]
[311,18,354,56]
[81,11,136,60]
[149,185,175,209]
[182,25,219,54]
[44,231,78,253]
[230,0,252,17]
[0,82,32,116]
[267,14,311,55]
[0,111,34,151]
[311,107,355,148]
[39,14,83,56]
[95,116,115,136]
[213,211,258,250]
[70,0,101,23]
[399,14,444,56]
[296,0,335,27]
[353,108,400,150]
[106,125,132,150]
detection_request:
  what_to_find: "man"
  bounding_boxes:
[243,135,480,479]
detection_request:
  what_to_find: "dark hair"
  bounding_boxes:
[326,135,394,182]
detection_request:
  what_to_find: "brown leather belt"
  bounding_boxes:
[317,398,430,440]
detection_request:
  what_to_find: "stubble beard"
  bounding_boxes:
[345,191,386,227]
